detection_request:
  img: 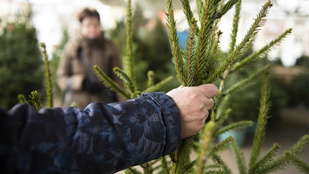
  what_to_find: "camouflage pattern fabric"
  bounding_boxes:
[0,92,182,173]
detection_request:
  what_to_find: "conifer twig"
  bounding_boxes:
[165,0,184,85]
[124,0,135,88]
[29,90,42,110]
[17,94,29,104]
[94,65,130,99]
[196,121,215,174]
[40,42,53,108]
[232,28,292,72]
[249,143,280,174]
[224,65,270,95]
[285,152,309,174]
[208,1,272,83]
[142,76,174,93]
[249,71,271,168]
[228,0,241,55]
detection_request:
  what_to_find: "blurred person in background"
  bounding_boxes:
[57,8,123,109]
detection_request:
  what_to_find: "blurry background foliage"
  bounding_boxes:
[0,9,44,110]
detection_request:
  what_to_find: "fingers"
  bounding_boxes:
[194,84,218,99]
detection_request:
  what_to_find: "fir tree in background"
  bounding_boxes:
[0,8,44,110]
[109,4,179,91]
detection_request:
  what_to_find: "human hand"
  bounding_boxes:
[167,84,218,139]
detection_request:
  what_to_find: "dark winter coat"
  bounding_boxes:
[0,92,182,173]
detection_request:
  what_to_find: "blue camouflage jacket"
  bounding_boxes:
[0,92,182,173]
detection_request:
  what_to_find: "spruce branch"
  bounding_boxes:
[160,156,170,174]
[210,136,234,155]
[180,0,199,35]
[142,76,174,93]
[17,94,29,104]
[165,0,184,85]
[125,167,143,174]
[249,71,271,168]
[185,19,198,86]
[196,121,216,174]
[214,121,254,137]
[256,135,309,174]
[228,0,241,55]
[208,1,272,83]
[29,90,42,111]
[249,143,280,174]
[147,71,154,88]
[124,0,135,87]
[40,42,53,108]
[232,28,292,72]
[218,0,238,17]
[94,65,130,99]
[174,136,194,174]
[285,152,309,174]
[212,154,232,174]
[230,137,247,174]
[224,65,270,96]
[113,67,136,94]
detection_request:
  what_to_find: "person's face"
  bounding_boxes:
[80,17,101,39]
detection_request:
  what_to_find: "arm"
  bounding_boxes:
[0,92,181,174]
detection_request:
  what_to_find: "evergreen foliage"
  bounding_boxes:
[108,4,179,91]
[6,0,308,173]
[98,0,307,173]
[0,9,44,110]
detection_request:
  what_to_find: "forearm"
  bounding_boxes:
[0,92,181,173]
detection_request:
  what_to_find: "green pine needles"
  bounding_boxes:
[16,0,308,173]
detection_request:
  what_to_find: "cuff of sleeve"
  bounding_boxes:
[143,92,182,155]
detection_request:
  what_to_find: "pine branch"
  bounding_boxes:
[174,136,193,174]
[228,0,241,55]
[212,154,232,174]
[147,71,154,88]
[124,0,135,87]
[113,67,135,94]
[210,136,234,155]
[160,156,170,174]
[180,0,199,35]
[249,143,280,174]
[230,137,247,174]
[218,0,238,18]
[196,0,204,24]
[40,42,53,108]
[208,1,272,83]
[184,19,197,86]
[165,0,184,85]
[94,65,130,99]
[256,135,309,174]
[196,121,216,174]
[125,167,143,174]
[215,121,254,137]
[285,152,309,174]
[142,76,174,93]
[249,71,271,168]
[224,65,270,96]
[29,90,42,110]
[17,94,29,104]
[232,28,292,72]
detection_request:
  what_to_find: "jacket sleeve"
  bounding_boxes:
[0,92,182,174]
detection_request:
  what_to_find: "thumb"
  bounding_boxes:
[194,84,218,98]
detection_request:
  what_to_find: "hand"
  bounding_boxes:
[167,84,218,139]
